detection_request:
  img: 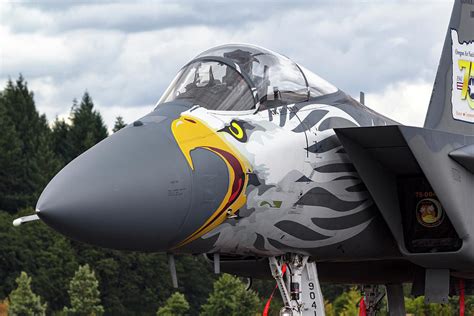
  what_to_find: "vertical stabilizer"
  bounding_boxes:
[424,0,474,135]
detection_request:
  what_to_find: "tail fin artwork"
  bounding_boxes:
[424,0,474,135]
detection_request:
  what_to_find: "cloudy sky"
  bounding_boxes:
[0,0,453,129]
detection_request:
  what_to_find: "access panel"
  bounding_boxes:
[397,176,462,253]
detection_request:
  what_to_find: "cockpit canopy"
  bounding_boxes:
[158,44,337,111]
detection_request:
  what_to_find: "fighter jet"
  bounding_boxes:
[14,0,474,315]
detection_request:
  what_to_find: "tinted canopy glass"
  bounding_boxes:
[159,60,255,111]
[197,44,308,108]
[159,44,338,111]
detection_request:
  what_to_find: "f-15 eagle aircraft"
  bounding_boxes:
[14,0,474,315]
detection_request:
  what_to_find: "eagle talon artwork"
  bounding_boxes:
[14,1,474,315]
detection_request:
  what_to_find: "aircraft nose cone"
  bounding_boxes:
[36,108,193,251]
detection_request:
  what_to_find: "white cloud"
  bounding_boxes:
[99,104,152,132]
[365,80,433,127]
[0,0,455,128]
[28,76,63,116]
[0,3,54,32]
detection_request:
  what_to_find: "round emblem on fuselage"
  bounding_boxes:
[416,198,444,228]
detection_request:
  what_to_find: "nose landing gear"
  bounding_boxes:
[269,254,325,316]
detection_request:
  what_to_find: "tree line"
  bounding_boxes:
[0,76,219,315]
[5,268,262,316]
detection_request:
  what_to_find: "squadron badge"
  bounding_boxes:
[416,198,444,228]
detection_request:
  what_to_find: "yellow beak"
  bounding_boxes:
[171,114,252,248]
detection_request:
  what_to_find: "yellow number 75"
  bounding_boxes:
[459,60,474,109]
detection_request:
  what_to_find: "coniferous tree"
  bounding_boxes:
[0,94,23,211]
[51,117,72,165]
[0,210,78,311]
[177,255,217,313]
[112,116,126,133]
[8,272,47,316]
[68,92,108,160]
[200,274,259,316]
[0,76,58,212]
[157,292,190,316]
[33,113,61,188]
[332,287,361,316]
[64,264,104,315]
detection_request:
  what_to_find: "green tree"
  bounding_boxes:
[112,116,127,133]
[157,292,190,316]
[332,287,360,316]
[324,300,335,316]
[67,92,108,161]
[64,264,104,315]
[71,243,172,315]
[200,273,259,316]
[67,242,217,315]
[449,295,474,315]
[51,117,72,166]
[405,295,452,316]
[322,284,351,303]
[0,76,59,212]
[0,96,23,211]
[0,210,78,311]
[249,279,283,316]
[405,296,426,315]
[8,271,47,316]
[176,255,216,313]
